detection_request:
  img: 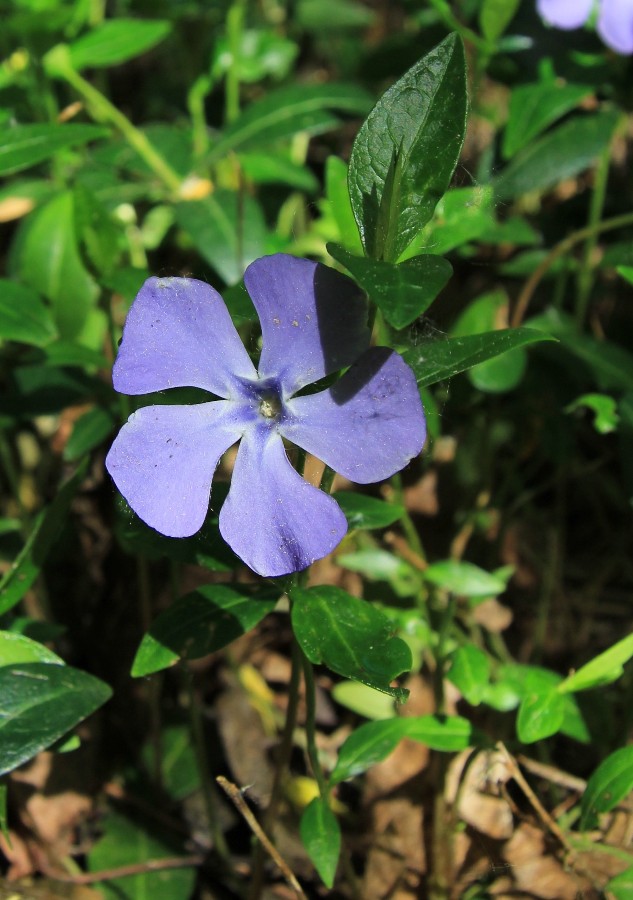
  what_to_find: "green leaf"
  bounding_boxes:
[558,633,633,694]
[211,29,298,83]
[606,866,633,899]
[516,689,565,744]
[67,19,171,70]
[0,460,88,617]
[494,109,620,199]
[423,560,507,598]
[402,328,555,389]
[566,392,620,435]
[331,680,396,720]
[174,191,266,285]
[291,586,412,700]
[0,782,8,844]
[88,811,196,900]
[63,406,115,461]
[132,585,277,677]
[404,186,494,257]
[300,798,341,888]
[11,191,99,339]
[502,80,592,159]
[405,714,473,751]
[479,0,520,42]
[447,645,490,705]
[327,243,452,329]
[325,157,363,253]
[331,719,407,783]
[348,34,467,262]
[141,725,200,800]
[618,265,633,286]
[452,291,527,393]
[0,631,64,667]
[239,152,319,192]
[0,124,108,176]
[581,746,633,830]
[0,279,57,347]
[207,83,372,161]
[337,549,420,598]
[332,491,404,530]
[0,663,111,776]
[297,0,376,30]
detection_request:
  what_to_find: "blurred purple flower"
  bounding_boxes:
[106,254,426,577]
[537,0,633,54]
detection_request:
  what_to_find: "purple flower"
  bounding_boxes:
[106,254,426,577]
[537,0,633,54]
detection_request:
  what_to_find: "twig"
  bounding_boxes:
[44,854,205,884]
[516,755,587,794]
[216,775,307,899]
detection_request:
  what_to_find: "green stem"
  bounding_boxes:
[391,472,426,564]
[225,0,248,124]
[301,653,329,802]
[576,143,611,327]
[44,46,182,194]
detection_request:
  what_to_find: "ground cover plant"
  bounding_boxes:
[1,0,633,897]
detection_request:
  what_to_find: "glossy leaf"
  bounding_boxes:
[331,719,407,784]
[423,560,508,598]
[447,645,490,705]
[405,715,473,751]
[132,585,277,676]
[558,633,633,694]
[300,798,341,888]
[516,689,565,744]
[327,243,452,329]
[0,460,88,617]
[0,124,108,176]
[581,746,633,830]
[207,83,371,161]
[0,663,111,776]
[503,80,592,159]
[291,586,412,700]
[403,328,555,389]
[332,491,404,530]
[348,34,467,262]
[68,19,171,70]
[0,279,57,347]
[0,631,63,667]
[494,110,620,199]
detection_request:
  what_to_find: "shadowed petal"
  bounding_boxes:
[537,0,593,28]
[105,401,246,537]
[245,254,369,395]
[598,0,633,53]
[219,426,347,576]
[282,347,425,483]
[113,277,257,398]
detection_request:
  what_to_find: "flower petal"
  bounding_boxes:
[244,254,369,395]
[598,0,633,53]
[105,401,246,537]
[282,347,425,483]
[113,277,257,398]
[537,0,593,29]
[219,426,347,576]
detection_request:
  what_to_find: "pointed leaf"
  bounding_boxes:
[331,719,408,784]
[0,124,108,176]
[0,280,57,347]
[300,798,341,888]
[516,689,565,743]
[503,80,592,159]
[348,34,467,262]
[291,586,412,700]
[581,746,633,830]
[558,633,633,694]
[332,491,404,530]
[67,19,171,70]
[0,632,64,667]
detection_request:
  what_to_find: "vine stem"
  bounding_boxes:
[301,653,330,803]
[511,210,633,328]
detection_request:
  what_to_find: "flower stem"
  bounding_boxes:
[301,652,329,803]
[225,0,248,124]
[575,143,611,328]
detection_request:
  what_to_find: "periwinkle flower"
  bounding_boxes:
[106,254,425,577]
[537,0,633,54]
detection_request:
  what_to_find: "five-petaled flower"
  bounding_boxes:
[106,254,426,577]
[537,0,633,54]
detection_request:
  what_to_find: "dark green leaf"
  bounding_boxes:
[0,124,108,176]
[494,110,620,200]
[402,328,555,389]
[331,719,407,784]
[67,19,171,70]
[297,0,376,30]
[327,243,452,329]
[332,491,404,530]
[174,191,266,285]
[207,83,372,161]
[300,798,341,888]
[516,690,565,743]
[291,586,412,700]
[581,746,633,830]
[0,280,57,347]
[0,663,111,776]
[132,585,277,676]
[142,725,200,800]
[502,80,592,159]
[348,34,467,261]
[0,460,88,616]
[63,406,115,461]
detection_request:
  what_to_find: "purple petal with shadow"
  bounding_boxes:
[598,0,633,53]
[219,426,348,576]
[113,277,257,398]
[105,401,246,537]
[282,346,425,483]
[244,254,369,396]
[537,0,593,28]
